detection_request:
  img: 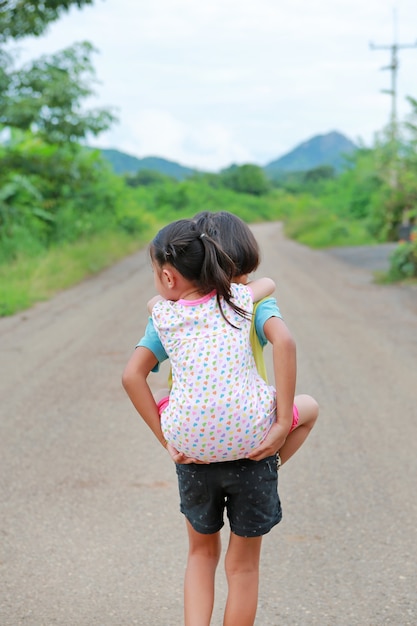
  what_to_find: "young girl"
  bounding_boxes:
[148,218,279,462]
[123,218,285,626]
[135,210,318,467]
[194,211,319,465]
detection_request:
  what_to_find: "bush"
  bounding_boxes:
[387,240,417,280]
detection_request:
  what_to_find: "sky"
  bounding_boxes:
[9,0,417,171]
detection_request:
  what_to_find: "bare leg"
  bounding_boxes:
[279,393,319,465]
[184,519,221,626]
[223,532,263,626]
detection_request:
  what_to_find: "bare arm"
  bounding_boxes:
[248,316,296,460]
[122,346,167,449]
[247,277,275,303]
[122,345,206,464]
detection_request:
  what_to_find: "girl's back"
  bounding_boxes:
[153,284,276,462]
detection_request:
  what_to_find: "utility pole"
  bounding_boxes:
[370,13,417,145]
[370,13,417,189]
[370,40,417,144]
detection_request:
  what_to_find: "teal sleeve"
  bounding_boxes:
[254,297,283,346]
[136,317,168,372]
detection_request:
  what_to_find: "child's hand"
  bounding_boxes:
[166,443,208,464]
[247,422,288,461]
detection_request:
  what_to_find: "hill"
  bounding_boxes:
[99,149,196,180]
[98,130,358,179]
[264,131,357,176]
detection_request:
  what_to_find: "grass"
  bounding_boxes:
[0,229,154,317]
[1,205,410,317]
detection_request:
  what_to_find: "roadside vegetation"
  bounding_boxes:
[1,1,416,317]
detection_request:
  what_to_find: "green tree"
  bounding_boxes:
[220,164,270,196]
[303,165,335,185]
[0,1,94,42]
[403,95,417,214]
[0,0,120,262]
[0,0,114,144]
[366,120,417,240]
[125,169,175,187]
[0,42,116,144]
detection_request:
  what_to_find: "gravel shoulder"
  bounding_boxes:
[1,224,416,625]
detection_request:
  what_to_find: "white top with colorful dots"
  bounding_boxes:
[152,283,276,462]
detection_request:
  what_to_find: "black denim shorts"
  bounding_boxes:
[175,455,282,537]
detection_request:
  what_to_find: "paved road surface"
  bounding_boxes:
[1,223,416,625]
[325,242,397,273]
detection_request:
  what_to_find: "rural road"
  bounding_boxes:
[1,222,416,626]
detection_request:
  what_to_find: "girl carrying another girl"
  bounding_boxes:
[122,215,318,626]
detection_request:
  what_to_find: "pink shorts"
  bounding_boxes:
[290,404,299,432]
[157,397,299,431]
[157,396,170,414]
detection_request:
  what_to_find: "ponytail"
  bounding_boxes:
[150,219,250,325]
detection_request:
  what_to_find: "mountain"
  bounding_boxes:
[98,130,358,180]
[99,149,196,180]
[264,131,357,176]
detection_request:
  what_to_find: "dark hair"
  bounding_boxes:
[193,211,260,276]
[150,218,250,324]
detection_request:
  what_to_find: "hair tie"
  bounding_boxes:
[163,244,175,258]
[199,233,206,239]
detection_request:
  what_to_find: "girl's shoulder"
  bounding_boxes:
[230,283,253,312]
[151,298,178,320]
[230,282,251,296]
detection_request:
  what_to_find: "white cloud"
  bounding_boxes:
[94,109,252,171]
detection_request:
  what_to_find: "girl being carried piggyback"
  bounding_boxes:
[148,218,277,462]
